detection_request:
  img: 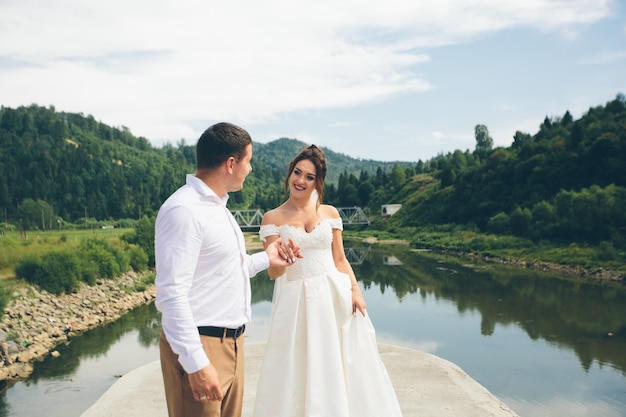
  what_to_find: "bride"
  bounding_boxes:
[252,145,403,417]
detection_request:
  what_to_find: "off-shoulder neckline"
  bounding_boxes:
[262,217,340,234]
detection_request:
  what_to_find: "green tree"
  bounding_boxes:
[440,162,456,188]
[17,198,53,230]
[357,181,375,206]
[389,163,406,189]
[474,124,494,156]
[512,131,531,149]
[122,215,156,267]
[530,200,555,238]
[487,212,510,234]
[509,207,532,237]
[342,184,359,206]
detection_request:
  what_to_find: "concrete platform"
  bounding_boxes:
[80,342,519,417]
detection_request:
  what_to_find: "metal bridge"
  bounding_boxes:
[231,209,265,228]
[231,207,370,228]
[337,207,370,225]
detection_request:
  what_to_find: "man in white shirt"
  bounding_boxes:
[155,122,299,417]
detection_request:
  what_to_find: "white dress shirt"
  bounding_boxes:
[155,174,269,374]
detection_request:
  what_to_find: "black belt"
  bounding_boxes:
[198,325,246,339]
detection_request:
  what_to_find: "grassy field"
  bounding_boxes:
[0,227,133,279]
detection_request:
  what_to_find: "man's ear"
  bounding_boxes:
[225,156,235,174]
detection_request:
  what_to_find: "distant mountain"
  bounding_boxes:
[253,137,413,185]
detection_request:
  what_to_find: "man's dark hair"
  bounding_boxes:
[196,122,252,169]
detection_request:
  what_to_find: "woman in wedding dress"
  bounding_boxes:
[252,145,403,417]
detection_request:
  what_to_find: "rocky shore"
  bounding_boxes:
[0,271,156,387]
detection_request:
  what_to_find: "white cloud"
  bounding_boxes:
[0,0,618,157]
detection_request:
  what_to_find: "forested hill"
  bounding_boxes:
[0,105,408,227]
[0,105,193,224]
[386,93,625,248]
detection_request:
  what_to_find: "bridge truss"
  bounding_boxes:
[231,210,264,228]
[231,207,369,228]
[337,207,370,225]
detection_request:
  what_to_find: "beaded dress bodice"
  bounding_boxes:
[259,217,342,280]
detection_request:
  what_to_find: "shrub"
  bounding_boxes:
[15,251,81,295]
[127,245,149,272]
[596,241,618,262]
[487,212,510,234]
[113,246,131,274]
[79,262,99,285]
[14,255,43,284]
[121,215,156,267]
[78,239,124,279]
[134,271,155,292]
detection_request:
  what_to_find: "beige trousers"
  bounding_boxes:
[159,331,245,417]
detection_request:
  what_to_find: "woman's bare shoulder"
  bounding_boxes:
[319,204,340,219]
[262,206,286,225]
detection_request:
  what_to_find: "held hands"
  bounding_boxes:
[267,238,303,267]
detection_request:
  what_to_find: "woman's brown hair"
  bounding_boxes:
[284,145,327,206]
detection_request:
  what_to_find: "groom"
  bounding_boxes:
[155,122,300,417]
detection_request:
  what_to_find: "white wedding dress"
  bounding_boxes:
[253,218,403,417]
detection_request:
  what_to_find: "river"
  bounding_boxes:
[1,244,625,417]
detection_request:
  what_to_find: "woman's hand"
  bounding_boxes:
[278,238,303,264]
[351,284,366,316]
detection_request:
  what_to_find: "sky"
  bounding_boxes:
[1,0,625,162]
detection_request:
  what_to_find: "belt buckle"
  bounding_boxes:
[235,325,245,338]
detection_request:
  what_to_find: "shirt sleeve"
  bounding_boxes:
[246,251,270,278]
[243,225,274,276]
[155,205,209,374]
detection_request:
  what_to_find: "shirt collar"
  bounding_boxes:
[186,174,230,205]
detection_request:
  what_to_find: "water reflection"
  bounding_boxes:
[29,303,162,382]
[252,243,626,381]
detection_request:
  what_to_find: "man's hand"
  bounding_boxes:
[188,364,223,402]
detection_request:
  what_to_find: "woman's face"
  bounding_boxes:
[289,159,317,199]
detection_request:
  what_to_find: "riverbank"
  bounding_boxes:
[2,235,622,388]
[360,236,625,283]
[456,250,625,282]
[0,271,155,386]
